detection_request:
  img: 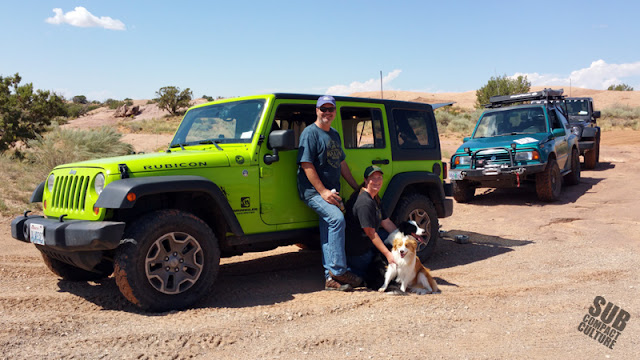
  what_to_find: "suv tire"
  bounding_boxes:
[42,253,113,281]
[391,193,439,262]
[114,210,220,311]
[452,180,475,203]
[564,148,581,186]
[536,159,562,202]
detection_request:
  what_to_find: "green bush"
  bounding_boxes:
[607,84,634,91]
[25,126,134,179]
[121,116,182,134]
[105,98,125,109]
[476,75,531,108]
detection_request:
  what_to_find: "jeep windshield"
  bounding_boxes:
[171,99,266,147]
[473,107,546,138]
[566,99,589,116]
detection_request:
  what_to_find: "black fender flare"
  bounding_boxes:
[30,181,45,203]
[381,172,446,217]
[95,175,243,235]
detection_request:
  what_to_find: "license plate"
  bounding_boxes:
[449,171,463,180]
[29,223,45,245]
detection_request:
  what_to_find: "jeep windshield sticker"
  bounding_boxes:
[240,131,253,139]
[513,137,538,145]
[143,162,207,170]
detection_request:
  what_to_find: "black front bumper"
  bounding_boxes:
[449,163,546,181]
[11,215,126,251]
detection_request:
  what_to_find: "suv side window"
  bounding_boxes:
[341,107,385,149]
[271,104,316,147]
[548,108,563,129]
[392,109,433,148]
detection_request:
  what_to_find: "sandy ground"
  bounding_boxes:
[1,101,639,358]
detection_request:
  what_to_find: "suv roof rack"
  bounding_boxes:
[485,88,564,108]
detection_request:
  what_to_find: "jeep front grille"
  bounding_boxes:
[52,175,90,211]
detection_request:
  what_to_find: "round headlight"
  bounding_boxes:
[571,125,582,137]
[94,173,105,195]
[47,174,55,192]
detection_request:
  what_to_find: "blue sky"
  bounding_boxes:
[1,0,639,101]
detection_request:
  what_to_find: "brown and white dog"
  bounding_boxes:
[378,227,440,295]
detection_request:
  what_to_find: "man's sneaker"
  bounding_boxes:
[325,279,353,292]
[330,271,364,288]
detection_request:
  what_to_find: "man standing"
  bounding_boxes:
[297,95,362,291]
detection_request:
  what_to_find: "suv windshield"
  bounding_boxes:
[473,107,546,138]
[171,99,266,146]
[566,99,589,116]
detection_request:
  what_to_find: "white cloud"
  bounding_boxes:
[326,69,402,95]
[513,60,640,90]
[45,7,126,31]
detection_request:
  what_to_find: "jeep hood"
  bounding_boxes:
[456,133,549,153]
[52,150,231,175]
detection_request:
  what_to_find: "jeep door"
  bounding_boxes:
[338,104,392,200]
[258,100,319,226]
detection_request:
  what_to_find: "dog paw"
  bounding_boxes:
[378,287,386,292]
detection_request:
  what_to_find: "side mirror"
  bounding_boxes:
[264,130,295,165]
[463,136,471,142]
[593,110,601,119]
[552,128,566,137]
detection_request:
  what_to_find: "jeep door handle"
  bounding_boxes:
[371,159,389,165]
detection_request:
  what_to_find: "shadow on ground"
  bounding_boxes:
[55,230,531,312]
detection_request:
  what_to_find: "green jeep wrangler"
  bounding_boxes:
[449,89,581,202]
[11,93,453,311]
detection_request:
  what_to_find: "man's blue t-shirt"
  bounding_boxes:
[297,123,346,201]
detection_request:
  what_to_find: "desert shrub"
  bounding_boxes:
[607,84,634,91]
[435,107,482,135]
[155,86,193,115]
[476,75,531,108]
[0,73,67,152]
[598,104,640,130]
[105,98,125,109]
[72,95,88,104]
[0,154,42,215]
[25,126,133,179]
[120,116,181,134]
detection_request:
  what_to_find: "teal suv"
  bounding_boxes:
[449,89,580,202]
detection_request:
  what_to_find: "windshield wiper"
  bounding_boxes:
[166,143,186,152]
[198,140,223,151]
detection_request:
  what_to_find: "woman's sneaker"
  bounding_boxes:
[325,279,353,292]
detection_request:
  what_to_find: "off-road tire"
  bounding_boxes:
[42,253,113,281]
[564,148,581,186]
[114,210,220,312]
[452,180,475,203]
[536,159,562,202]
[391,193,439,262]
[584,135,599,169]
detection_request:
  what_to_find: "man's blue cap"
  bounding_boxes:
[316,95,336,108]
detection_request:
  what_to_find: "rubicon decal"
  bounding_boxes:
[143,162,207,170]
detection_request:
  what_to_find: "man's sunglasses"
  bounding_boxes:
[318,107,336,113]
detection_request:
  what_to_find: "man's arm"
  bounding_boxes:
[340,160,360,191]
[300,162,340,205]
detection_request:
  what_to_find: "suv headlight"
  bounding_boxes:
[94,173,105,195]
[454,155,471,166]
[515,150,540,161]
[47,174,55,192]
[570,125,582,137]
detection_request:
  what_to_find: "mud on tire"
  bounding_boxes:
[391,193,439,262]
[536,159,562,202]
[114,210,220,312]
[42,253,113,281]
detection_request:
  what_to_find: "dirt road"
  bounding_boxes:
[1,131,638,359]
